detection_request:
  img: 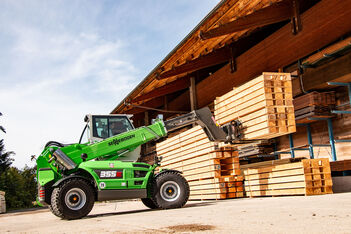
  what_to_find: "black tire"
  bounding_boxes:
[151,172,189,209]
[141,198,159,209]
[48,204,62,217]
[50,178,95,220]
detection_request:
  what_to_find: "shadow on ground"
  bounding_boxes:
[86,201,216,219]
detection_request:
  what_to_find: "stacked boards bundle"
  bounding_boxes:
[237,140,274,158]
[243,158,333,197]
[214,72,296,140]
[156,126,243,200]
[0,191,5,213]
[330,159,351,172]
[293,91,335,124]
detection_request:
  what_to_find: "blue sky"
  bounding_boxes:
[0,0,220,168]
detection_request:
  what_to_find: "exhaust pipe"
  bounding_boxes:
[53,148,77,170]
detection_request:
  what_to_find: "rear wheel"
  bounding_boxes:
[152,172,189,209]
[50,178,95,220]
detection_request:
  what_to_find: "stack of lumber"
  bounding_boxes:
[157,126,243,200]
[293,91,335,123]
[214,72,295,140]
[237,140,274,158]
[330,159,351,172]
[0,191,5,213]
[243,158,333,197]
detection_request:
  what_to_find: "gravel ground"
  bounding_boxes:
[1,193,351,233]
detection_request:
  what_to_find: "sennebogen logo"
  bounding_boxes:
[108,134,136,146]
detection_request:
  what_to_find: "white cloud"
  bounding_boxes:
[0,0,220,168]
[0,13,139,169]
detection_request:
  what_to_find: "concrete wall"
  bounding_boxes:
[0,191,5,213]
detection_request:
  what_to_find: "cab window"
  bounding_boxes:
[92,116,133,139]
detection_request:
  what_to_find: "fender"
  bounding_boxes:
[155,169,182,179]
[53,175,93,188]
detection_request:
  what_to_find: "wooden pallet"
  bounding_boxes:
[243,158,333,197]
[156,126,243,201]
[214,72,296,140]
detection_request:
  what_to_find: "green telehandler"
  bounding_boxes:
[36,107,234,219]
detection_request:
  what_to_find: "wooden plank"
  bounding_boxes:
[244,168,305,180]
[190,182,226,191]
[190,188,227,195]
[246,188,306,196]
[189,193,227,200]
[245,174,306,186]
[243,162,304,175]
[244,181,307,191]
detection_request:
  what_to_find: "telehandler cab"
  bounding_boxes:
[36,107,233,219]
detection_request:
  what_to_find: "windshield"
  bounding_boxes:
[92,116,133,139]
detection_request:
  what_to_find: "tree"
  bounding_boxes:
[0,112,37,210]
[0,139,14,174]
[0,112,14,174]
[0,166,36,209]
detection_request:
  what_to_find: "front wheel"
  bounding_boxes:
[152,172,189,209]
[50,178,95,220]
[141,198,159,209]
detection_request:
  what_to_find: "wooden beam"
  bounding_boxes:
[301,52,351,91]
[200,0,293,40]
[144,111,149,126]
[189,77,197,111]
[125,96,164,115]
[132,77,190,103]
[159,46,231,79]
[167,0,351,111]
[159,28,275,80]
[303,36,351,64]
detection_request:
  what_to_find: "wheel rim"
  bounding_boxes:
[64,188,87,210]
[160,181,181,202]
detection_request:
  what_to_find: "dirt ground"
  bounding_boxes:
[1,193,351,233]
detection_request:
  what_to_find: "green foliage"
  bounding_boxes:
[0,139,14,174]
[0,111,37,210]
[0,166,37,210]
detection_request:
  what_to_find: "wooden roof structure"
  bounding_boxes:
[111,0,287,114]
[111,0,351,126]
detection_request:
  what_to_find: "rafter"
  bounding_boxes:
[158,46,231,79]
[132,77,190,103]
[159,28,276,80]
[200,0,299,40]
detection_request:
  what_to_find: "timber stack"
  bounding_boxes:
[214,72,296,140]
[243,158,333,197]
[0,191,5,213]
[157,126,243,200]
[237,140,274,159]
[293,91,336,123]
